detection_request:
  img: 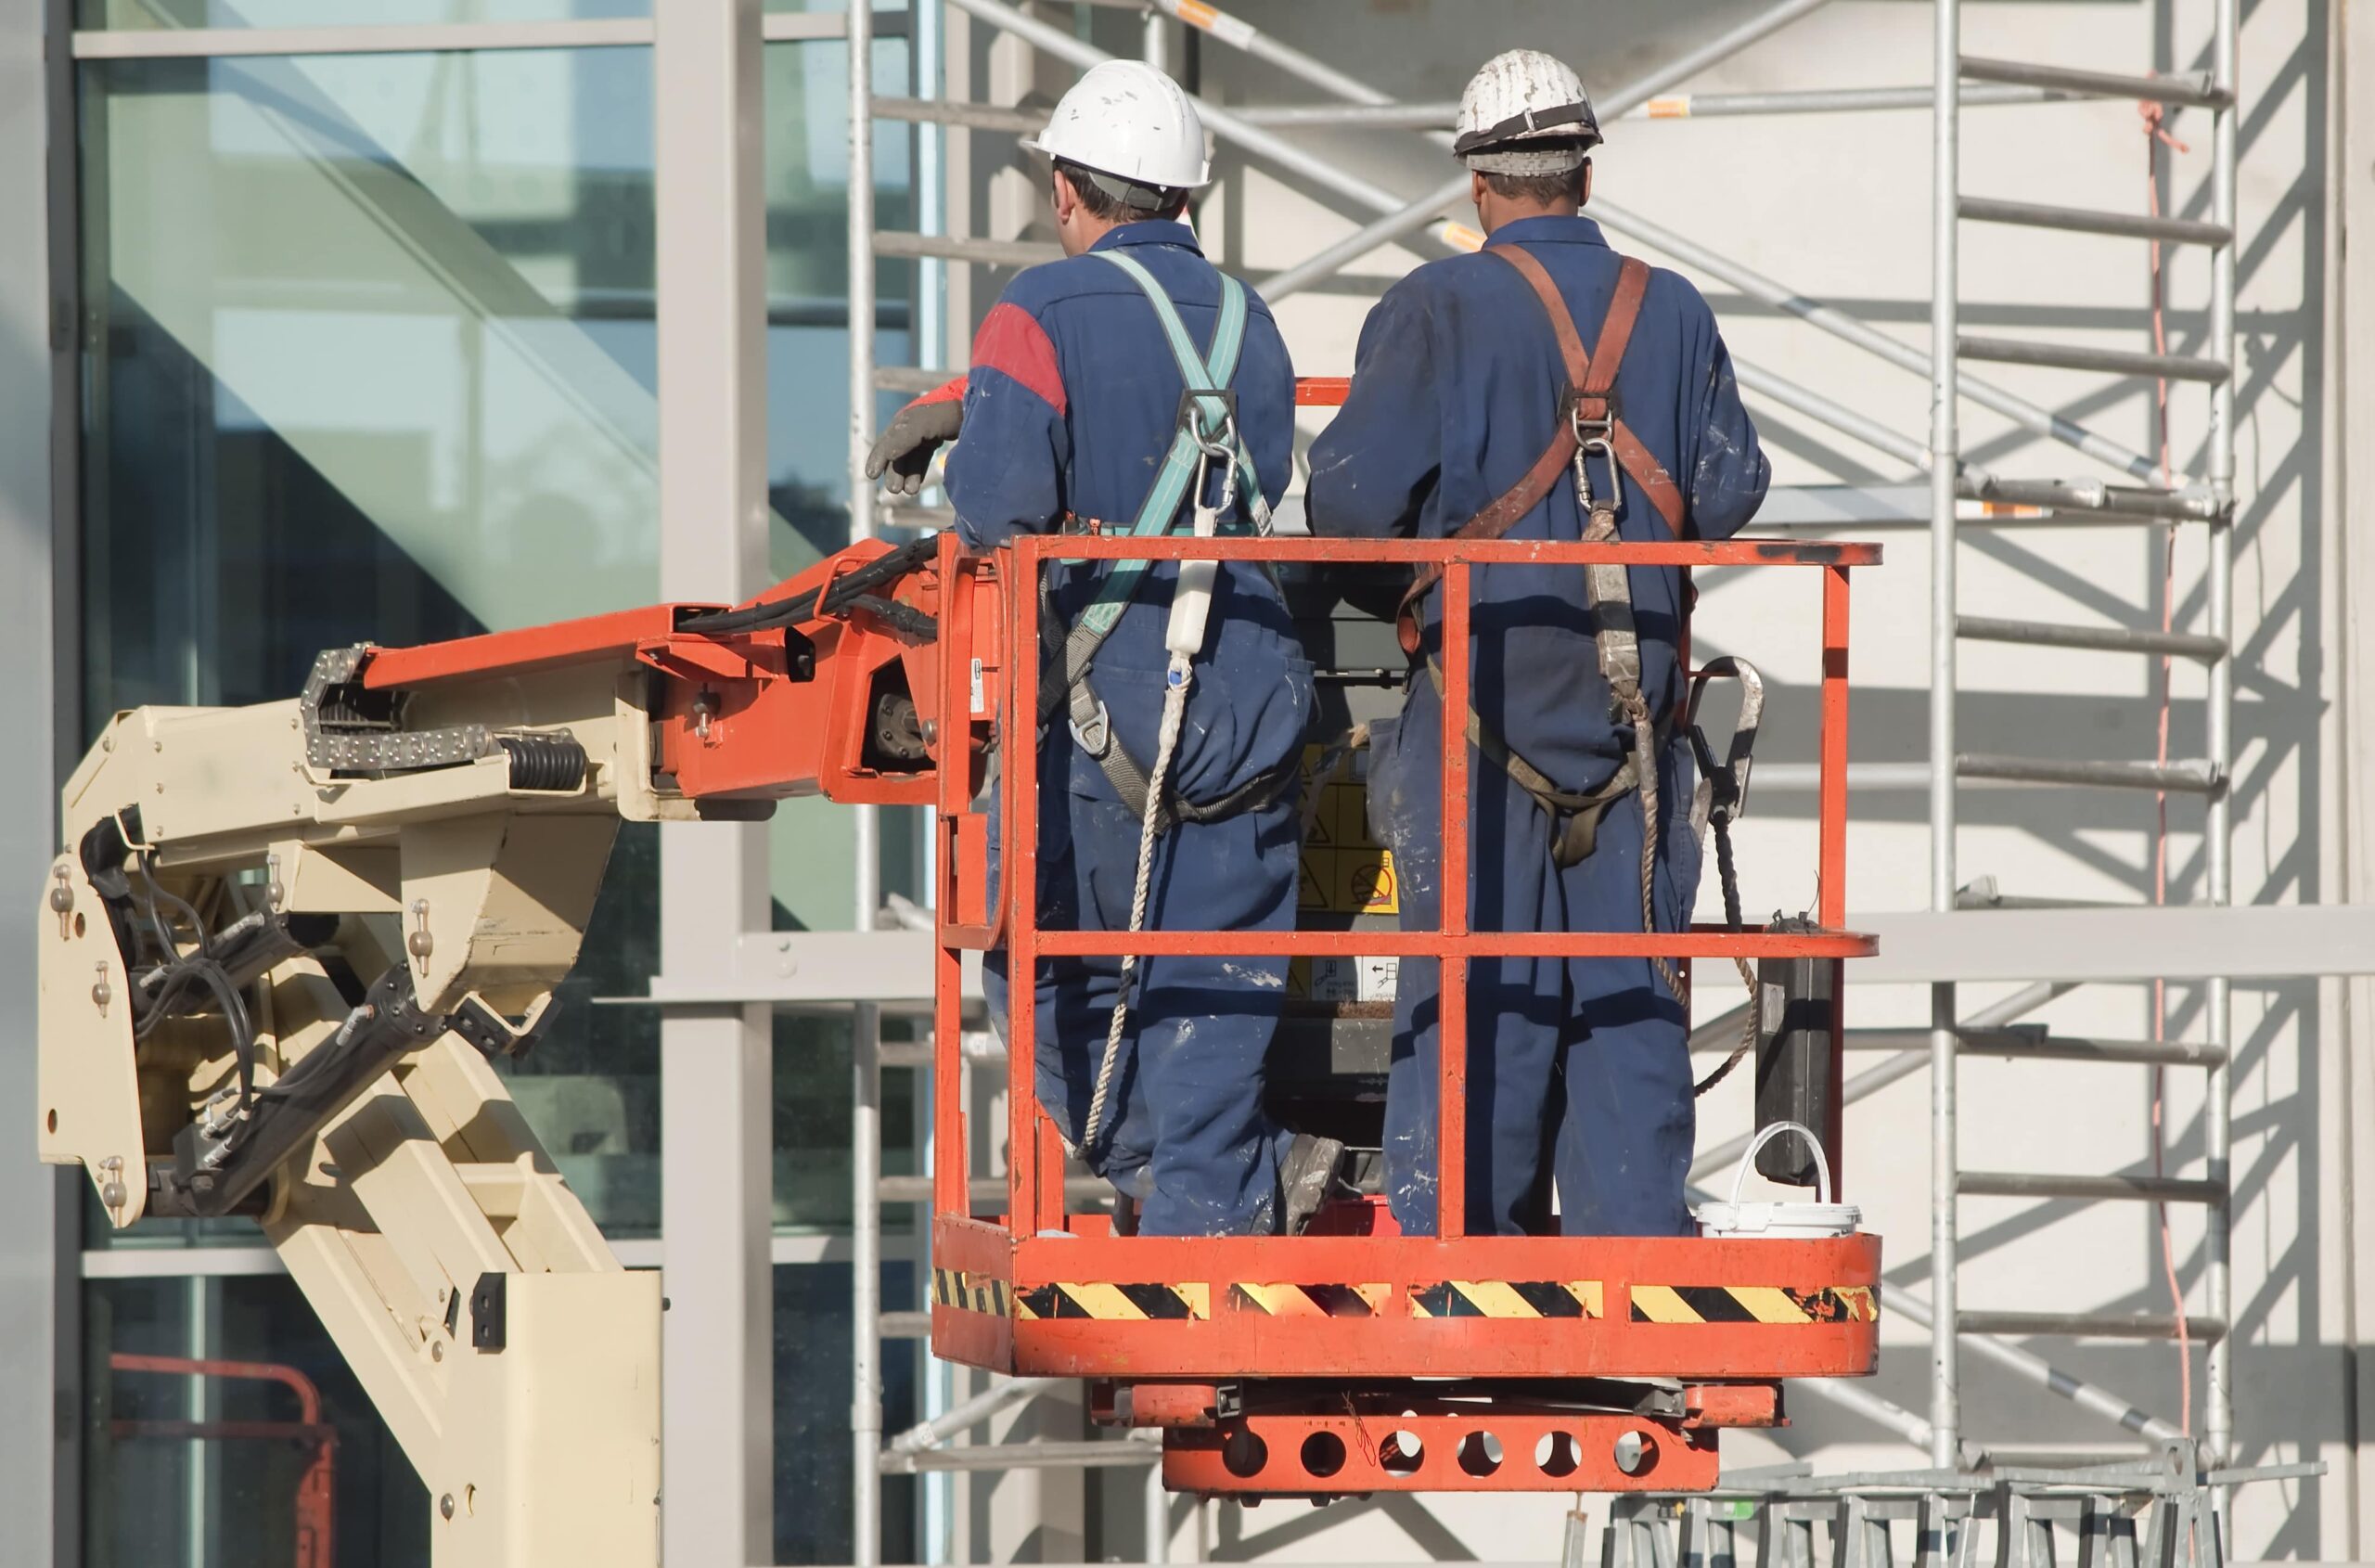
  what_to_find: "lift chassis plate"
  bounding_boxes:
[1162,1408,1723,1496]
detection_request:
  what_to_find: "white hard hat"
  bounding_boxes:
[1455,49,1602,175]
[1023,59,1212,199]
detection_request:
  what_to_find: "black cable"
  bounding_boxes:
[124,852,262,1114]
[840,593,939,643]
[1691,814,1756,1099]
[676,533,941,637]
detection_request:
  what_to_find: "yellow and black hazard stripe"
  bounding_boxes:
[1409,1280,1606,1318]
[932,1267,1011,1317]
[1014,1282,1212,1321]
[1226,1282,1391,1317]
[1627,1284,1878,1325]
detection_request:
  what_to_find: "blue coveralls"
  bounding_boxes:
[945,220,1315,1238]
[1304,214,1769,1238]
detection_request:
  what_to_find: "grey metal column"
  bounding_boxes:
[2202,0,2240,1469]
[655,5,777,1563]
[1138,10,1175,1549]
[1926,0,1963,1472]
[849,2,887,1562]
[6,5,77,1562]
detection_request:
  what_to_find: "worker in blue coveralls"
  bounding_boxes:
[863,60,1342,1238]
[1305,49,1771,1239]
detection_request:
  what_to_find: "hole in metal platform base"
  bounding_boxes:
[1222,1428,1269,1479]
[1535,1431,1581,1478]
[1380,1430,1424,1476]
[1299,1431,1346,1479]
[1457,1431,1504,1477]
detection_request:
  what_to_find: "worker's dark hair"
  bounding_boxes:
[1055,158,1189,222]
[1478,157,1591,209]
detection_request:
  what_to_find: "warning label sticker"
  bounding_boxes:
[1290,955,1400,1004]
[1298,746,1399,916]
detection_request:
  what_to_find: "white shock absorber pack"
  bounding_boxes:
[1083,432,1236,1154]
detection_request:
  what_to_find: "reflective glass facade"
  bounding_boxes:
[72,27,920,1565]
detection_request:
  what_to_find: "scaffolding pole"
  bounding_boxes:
[1927,0,1963,1473]
[850,6,885,1568]
[2202,0,2240,1470]
[833,2,2261,1551]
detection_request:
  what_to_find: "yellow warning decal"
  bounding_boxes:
[1014,1282,1211,1321]
[1628,1284,1879,1325]
[1226,1282,1392,1317]
[1409,1280,1605,1318]
[932,1267,1011,1317]
[1296,744,1400,914]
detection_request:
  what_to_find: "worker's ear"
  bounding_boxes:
[1577,158,1594,208]
[1469,168,1489,219]
[1050,167,1081,225]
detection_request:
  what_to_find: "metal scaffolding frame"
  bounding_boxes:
[838,0,2279,1560]
[1921,0,2242,1474]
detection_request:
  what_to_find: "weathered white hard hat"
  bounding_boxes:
[1455,49,1602,175]
[1023,59,1212,200]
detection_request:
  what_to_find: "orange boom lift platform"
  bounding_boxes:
[338,389,1882,1500]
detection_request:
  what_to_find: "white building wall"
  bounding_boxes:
[1130,0,2358,1558]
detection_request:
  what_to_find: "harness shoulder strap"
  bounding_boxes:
[1060,253,1261,656]
[1091,251,1267,517]
[1494,248,1683,534]
[1042,251,1277,820]
[1393,246,1686,657]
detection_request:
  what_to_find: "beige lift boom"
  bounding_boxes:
[38,535,945,1563]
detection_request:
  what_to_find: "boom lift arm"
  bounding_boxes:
[40,525,1881,1543]
[39,534,975,1568]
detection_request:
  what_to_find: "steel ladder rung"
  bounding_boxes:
[1955,753,2222,792]
[1958,55,2230,109]
[878,1174,1110,1206]
[878,1035,1006,1069]
[1957,1170,2226,1203]
[880,1436,1163,1474]
[1840,1024,2228,1067]
[1958,195,2233,247]
[879,1310,931,1340]
[1958,335,2231,383]
[1966,475,2221,521]
[1949,1028,2229,1068]
[874,229,1062,268]
[1957,615,2227,661]
[872,365,953,395]
[1955,1309,2228,1341]
[872,94,1046,133]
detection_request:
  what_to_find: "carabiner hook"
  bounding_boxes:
[1570,406,1624,518]
[1192,411,1239,522]
[1686,655,1766,823]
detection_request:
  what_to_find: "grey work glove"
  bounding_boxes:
[865,388,965,496]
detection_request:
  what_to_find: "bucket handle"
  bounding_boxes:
[1731,1121,1833,1207]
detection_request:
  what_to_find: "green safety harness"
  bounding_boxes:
[1039,250,1289,830]
[1057,250,1288,1154]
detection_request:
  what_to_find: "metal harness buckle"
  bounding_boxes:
[1570,404,1624,514]
[1070,698,1112,756]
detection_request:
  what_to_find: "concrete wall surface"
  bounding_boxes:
[1043,0,2366,1560]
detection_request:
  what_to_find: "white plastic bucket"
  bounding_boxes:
[1693,1122,1861,1239]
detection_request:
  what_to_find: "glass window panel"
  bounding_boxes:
[81,46,661,733]
[771,1011,920,1231]
[84,0,649,28]
[79,46,662,1241]
[85,1275,430,1568]
[774,1262,918,1564]
[762,34,919,933]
